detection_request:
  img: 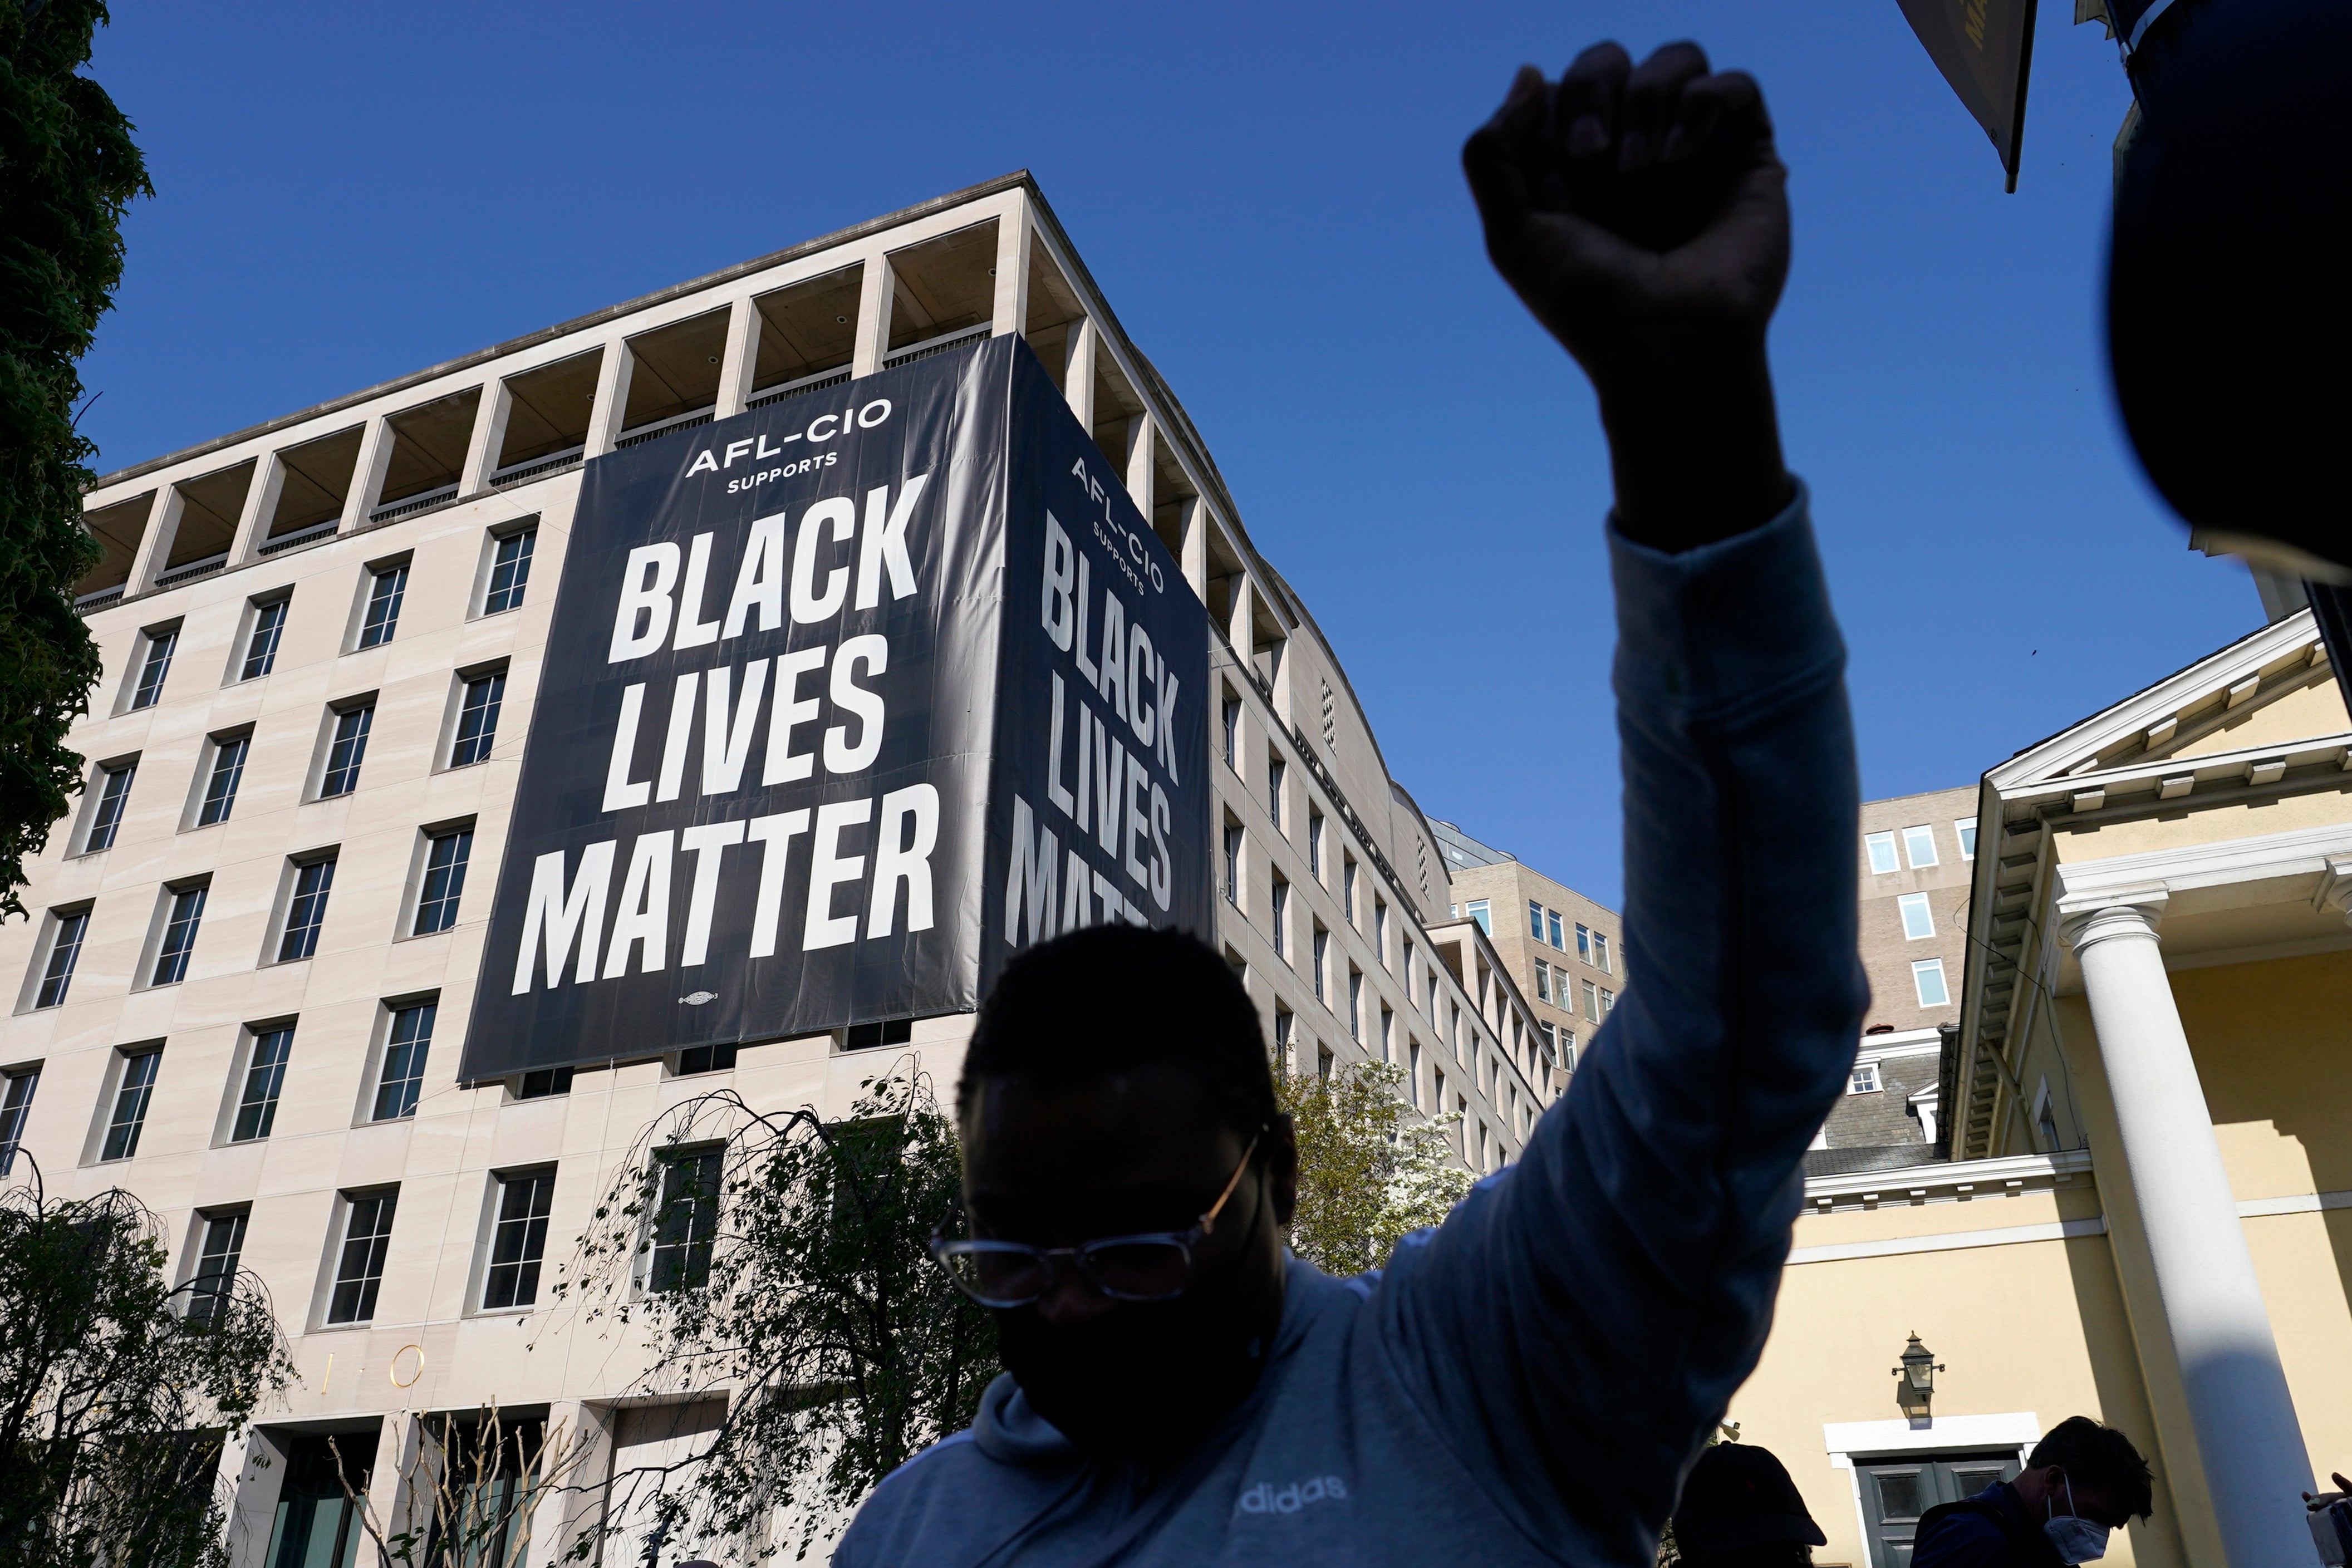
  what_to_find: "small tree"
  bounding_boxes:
[329,1404,598,1568]
[0,1178,296,1568]
[1274,1058,1473,1277]
[0,0,153,916]
[554,1060,995,1562]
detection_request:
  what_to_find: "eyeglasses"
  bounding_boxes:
[929,1127,1265,1308]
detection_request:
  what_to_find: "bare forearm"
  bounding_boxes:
[1599,343,1794,554]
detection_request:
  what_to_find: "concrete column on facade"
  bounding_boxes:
[342,414,396,530]
[528,1400,612,1568]
[365,1413,428,1557]
[221,1427,291,1568]
[583,342,636,459]
[1124,413,1155,518]
[1228,570,1254,666]
[125,484,185,596]
[852,253,894,379]
[990,200,1032,339]
[1179,495,1209,600]
[1063,316,1096,430]
[714,295,762,419]
[460,378,514,495]
[227,453,285,566]
[2058,888,2315,1564]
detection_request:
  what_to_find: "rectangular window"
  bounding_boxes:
[413,829,473,935]
[1912,958,1950,1008]
[1547,910,1565,950]
[1849,1063,1883,1094]
[482,1170,555,1310]
[84,761,135,852]
[327,1190,398,1324]
[320,702,375,797]
[1599,988,1615,1014]
[1528,899,1543,940]
[101,1049,161,1161]
[1308,810,1323,879]
[35,909,89,1008]
[1267,755,1284,830]
[1466,899,1490,935]
[1312,928,1328,1001]
[483,527,536,615]
[649,1149,722,1291]
[1379,1005,1394,1061]
[1269,879,1288,959]
[842,1020,911,1051]
[277,857,336,962]
[517,1066,573,1100]
[1581,978,1600,1023]
[1901,824,1938,868]
[0,1067,40,1171]
[675,1043,739,1075]
[186,1210,248,1326]
[1348,969,1363,1040]
[196,735,249,827]
[1432,1066,1446,1117]
[1408,1041,1422,1108]
[151,884,207,986]
[373,1002,435,1121]
[1316,1043,1333,1080]
[1222,694,1239,770]
[1343,859,1358,923]
[130,627,177,710]
[1222,824,1241,906]
[1271,1009,1294,1059]
[1897,892,1936,940]
[450,672,505,768]
[1864,830,1899,874]
[1533,960,1550,1004]
[357,563,409,648]
[1575,923,1591,961]
[1955,819,1978,860]
[231,1026,294,1142]
[1593,931,1611,972]
[241,598,288,680]
[1374,900,1389,969]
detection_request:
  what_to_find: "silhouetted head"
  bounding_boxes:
[1672,1442,1827,1567]
[952,925,1297,1458]
[2012,1416,2155,1533]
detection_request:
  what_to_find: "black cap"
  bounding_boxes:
[1673,1443,1829,1553]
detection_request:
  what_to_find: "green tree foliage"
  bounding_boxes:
[555,1066,996,1561]
[0,1182,296,1568]
[0,0,150,917]
[1274,1058,1474,1277]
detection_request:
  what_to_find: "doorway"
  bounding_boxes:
[266,1429,377,1568]
[1856,1451,2021,1567]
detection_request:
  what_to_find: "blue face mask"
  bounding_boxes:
[2044,1477,2111,1564]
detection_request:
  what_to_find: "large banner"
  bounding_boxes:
[458,336,1211,1081]
[1895,0,2039,191]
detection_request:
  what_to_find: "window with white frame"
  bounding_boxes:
[1592,931,1610,972]
[1911,958,1950,1008]
[372,1000,436,1120]
[1901,825,1938,868]
[327,1189,398,1324]
[482,1169,556,1310]
[1864,830,1899,873]
[1897,892,1935,940]
[1848,1063,1882,1094]
[1546,910,1565,950]
[1466,898,1490,935]
[1533,959,1550,1003]
[1955,819,1978,859]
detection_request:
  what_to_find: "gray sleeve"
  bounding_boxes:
[1372,488,1867,1563]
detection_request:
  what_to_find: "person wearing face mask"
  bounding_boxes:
[1912,1418,2154,1567]
[835,36,1870,1568]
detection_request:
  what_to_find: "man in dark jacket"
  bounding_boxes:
[1913,1418,2153,1567]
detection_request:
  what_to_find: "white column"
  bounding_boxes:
[2059,890,2314,1564]
[126,485,185,596]
[228,454,284,566]
[1179,496,1209,600]
[460,379,513,495]
[714,296,762,419]
[1228,569,1254,662]
[583,342,635,459]
[851,254,893,379]
[528,1400,612,1568]
[342,415,396,530]
[1063,316,1096,430]
[990,199,1032,339]
[1124,413,1155,517]
[222,1427,289,1568]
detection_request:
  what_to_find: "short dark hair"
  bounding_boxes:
[2029,1417,2154,1520]
[958,926,1274,1138]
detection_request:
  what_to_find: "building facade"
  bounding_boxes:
[0,174,1563,1565]
[1431,817,1622,1078]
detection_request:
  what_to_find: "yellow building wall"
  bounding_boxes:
[2163,675,2348,761]
[2054,781,2352,863]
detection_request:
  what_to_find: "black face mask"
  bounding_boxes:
[995,1207,1279,1459]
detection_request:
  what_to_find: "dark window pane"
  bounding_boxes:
[413,830,472,935]
[327,1190,397,1323]
[648,1149,721,1291]
[0,1069,40,1173]
[450,673,505,767]
[1874,1471,1924,1522]
[517,1066,573,1099]
[232,1028,294,1142]
[482,1171,554,1309]
[36,911,88,1008]
[131,629,177,710]
[320,705,374,797]
[85,764,135,852]
[373,1003,435,1120]
[152,886,207,986]
[242,599,288,680]
[841,1020,911,1051]
[198,735,250,826]
[101,1050,161,1161]
[186,1211,248,1325]
[357,565,408,648]
[484,529,536,615]
[674,1042,739,1075]
[278,859,336,962]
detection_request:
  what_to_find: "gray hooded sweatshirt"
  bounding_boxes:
[836,492,1866,1566]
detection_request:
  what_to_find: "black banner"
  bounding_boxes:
[458,336,1211,1081]
[1896,0,2039,191]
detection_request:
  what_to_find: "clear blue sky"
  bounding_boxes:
[84,1,2257,909]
